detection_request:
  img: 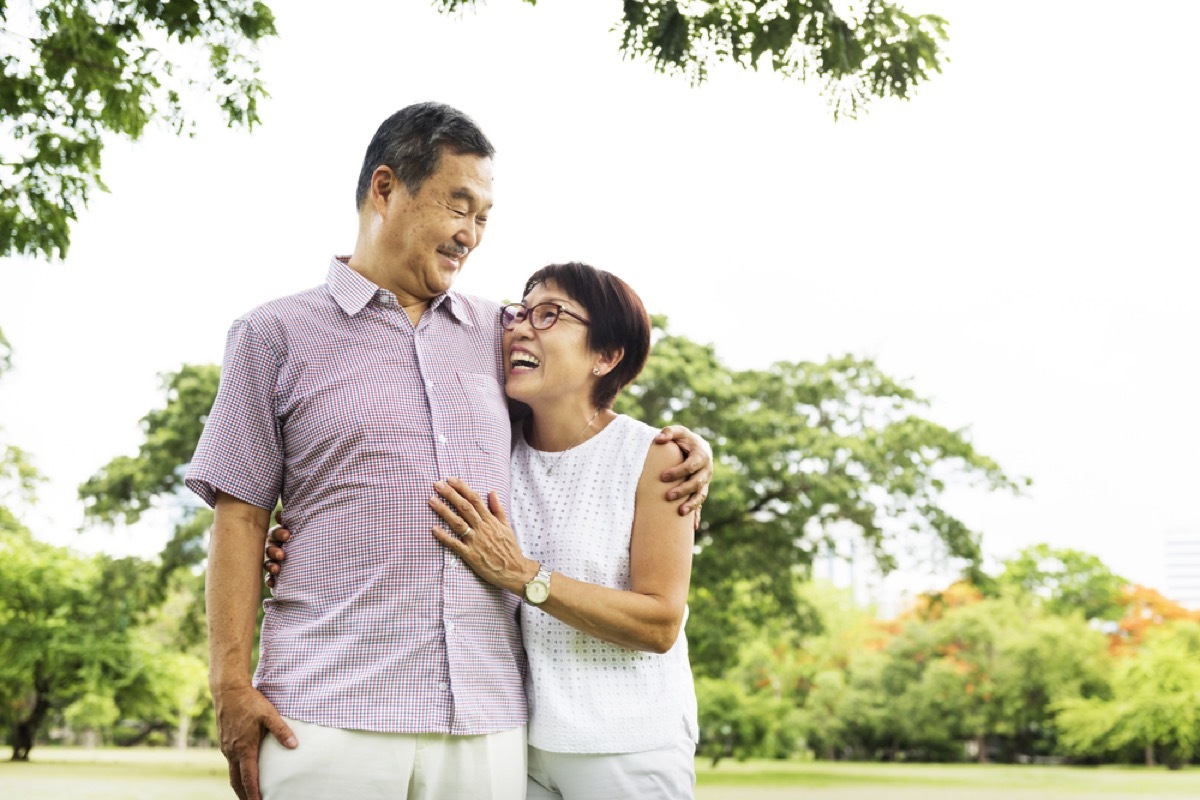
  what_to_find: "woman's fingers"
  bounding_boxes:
[434,479,488,523]
[446,477,487,511]
[432,524,468,551]
[428,497,471,539]
[487,491,510,525]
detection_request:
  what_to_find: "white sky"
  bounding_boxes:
[0,0,1197,598]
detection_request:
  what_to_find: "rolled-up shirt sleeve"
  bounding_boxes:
[185,317,285,510]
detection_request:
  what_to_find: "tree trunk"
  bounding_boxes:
[9,700,47,762]
[10,691,50,762]
[176,711,190,749]
[1145,741,1156,767]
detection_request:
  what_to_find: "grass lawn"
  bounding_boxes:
[1,748,1197,799]
[695,759,1200,799]
[0,747,230,800]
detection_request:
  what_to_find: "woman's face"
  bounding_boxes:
[502,279,596,409]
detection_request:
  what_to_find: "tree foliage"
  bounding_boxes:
[990,544,1130,622]
[0,527,181,760]
[0,327,10,373]
[700,539,1200,767]
[438,0,948,117]
[0,0,276,259]
[615,323,1021,673]
[80,363,220,527]
[0,342,212,757]
[0,331,43,533]
[705,573,1122,764]
[4,1,947,262]
[1111,584,1200,654]
[879,595,1111,762]
[75,365,219,685]
[1055,621,1200,769]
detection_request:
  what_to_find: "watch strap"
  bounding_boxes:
[524,564,552,605]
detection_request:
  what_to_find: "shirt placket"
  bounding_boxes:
[413,307,467,730]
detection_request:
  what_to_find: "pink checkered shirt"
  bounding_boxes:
[186,257,526,735]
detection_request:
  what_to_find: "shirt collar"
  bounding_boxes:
[324,256,472,326]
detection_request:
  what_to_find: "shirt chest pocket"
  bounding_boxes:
[452,371,509,455]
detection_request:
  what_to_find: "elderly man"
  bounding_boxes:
[186,102,710,800]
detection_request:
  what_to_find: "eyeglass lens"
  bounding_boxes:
[502,303,561,330]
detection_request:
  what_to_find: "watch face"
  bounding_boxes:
[526,579,550,605]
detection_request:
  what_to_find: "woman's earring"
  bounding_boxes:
[593,367,600,375]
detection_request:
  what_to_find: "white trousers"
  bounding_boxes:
[259,717,527,800]
[525,733,697,800]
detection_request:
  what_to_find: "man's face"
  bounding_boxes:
[376,151,494,303]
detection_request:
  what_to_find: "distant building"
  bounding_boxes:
[1164,529,1200,610]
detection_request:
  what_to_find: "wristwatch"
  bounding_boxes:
[524,564,552,605]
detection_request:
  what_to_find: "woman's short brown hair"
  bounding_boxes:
[522,263,651,409]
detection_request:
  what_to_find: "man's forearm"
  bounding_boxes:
[207,493,271,691]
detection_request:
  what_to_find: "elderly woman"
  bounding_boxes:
[429,262,698,800]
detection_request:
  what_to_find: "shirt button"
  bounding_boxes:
[437,682,449,692]
[447,623,456,634]
[437,434,448,444]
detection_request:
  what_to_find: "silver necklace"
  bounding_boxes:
[533,409,601,475]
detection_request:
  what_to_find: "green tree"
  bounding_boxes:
[695,673,803,765]
[993,544,1129,622]
[700,548,1131,765]
[79,364,221,665]
[440,0,948,117]
[873,593,1111,763]
[615,325,1021,675]
[761,583,1114,764]
[0,333,195,759]
[111,615,210,747]
[790,582,905,760]
[0,529,105,759]
[0,335,198,758]
[1,0,276,259]
[695,579,831,764]
[0,526,201,759]
[81,363,219,531]
[1055,621,1200,768]
[0,328,44,576]
[986,609,1111,759]
[0,443,40,513]
[0,329,40,510]
[871,599,991,760]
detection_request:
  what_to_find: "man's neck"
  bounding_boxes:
[344,253,431,326]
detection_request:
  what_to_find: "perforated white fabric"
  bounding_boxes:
[511,414,700,753]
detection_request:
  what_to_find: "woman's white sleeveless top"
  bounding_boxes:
[510,413,700,753]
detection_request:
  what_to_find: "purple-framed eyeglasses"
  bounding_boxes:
[501,302,591,331]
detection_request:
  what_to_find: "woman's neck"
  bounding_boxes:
[526,402,614,452]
